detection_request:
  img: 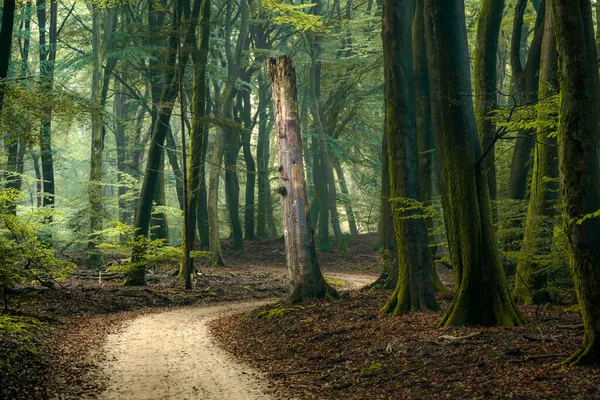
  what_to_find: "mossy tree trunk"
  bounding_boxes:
[414,0,446,293]
[551,0,600,366]
[87,3,105,269]
[507,0,545,201]
[182,0,210,288]
[380,0,437,314]
[514,0,558,304]
[473,0,504,215]
[267,56,338,303]
[424,0,526,327]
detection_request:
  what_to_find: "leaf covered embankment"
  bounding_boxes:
[212,291,599,399]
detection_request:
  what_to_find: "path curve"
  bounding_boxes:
[99,272,376,400]
[100,301,274,400]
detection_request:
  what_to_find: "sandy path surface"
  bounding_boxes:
[100,301,274,400]
[99,272,375,400]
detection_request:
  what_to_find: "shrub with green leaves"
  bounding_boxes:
[0,189,74,310]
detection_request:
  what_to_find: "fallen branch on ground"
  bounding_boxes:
[438,331,482,342]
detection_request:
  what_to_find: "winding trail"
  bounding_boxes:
[100,301,274,400]
[99,272,375,400]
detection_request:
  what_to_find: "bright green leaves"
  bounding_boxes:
[259,0,326,33]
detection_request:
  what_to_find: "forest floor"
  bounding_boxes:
[4,233,597,399]
[0,233,380,399]
[212,290,600,400]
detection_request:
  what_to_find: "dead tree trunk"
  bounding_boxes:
[267,56,337,303]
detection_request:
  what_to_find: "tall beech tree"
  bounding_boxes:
[267,56,337,303]
[380,0,437,313]
[413,0,446,293]
[513,0,558,304]
[424,0,525,326]
[551,0,600,365]
[473,0,504,209]
[382,0,438,313]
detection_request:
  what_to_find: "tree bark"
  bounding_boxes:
[514,0,558,304]
[424,0,526,326]
[37,0,57,217]
[551,0,600,366]
[267,56,337,303]
[88,3,104,268]
[0,0,15,114]
[474,0,505,213]
[414,0,446,292]
[183,0,210,285]
[380,0,437,313]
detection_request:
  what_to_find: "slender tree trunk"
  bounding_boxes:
[424,0,526,326]
[256,71,273,238]
[241,91,256,240]
[224,115,244,249]
[197,85,210,247]
[332,158,358,235]
[165,126,184,210]
[380,0,437,313]
[0,0,15,113]
[507,0,545,200]
[37,0,57,217]
[151,153,169,241]
[88,3,104,268]
[551,0,600,366]
[267,56,337,303]
[514,0,559,304]
[30,150,43,207]
[474,0,504,214]
[183,0,210,285]
[114,80,131,226]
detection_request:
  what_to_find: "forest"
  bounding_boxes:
[0,0,599,398]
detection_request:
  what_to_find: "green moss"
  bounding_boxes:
[256,306,295,320]
[359,361,386,377]
[0,316,43,336]
[324,277,347,287]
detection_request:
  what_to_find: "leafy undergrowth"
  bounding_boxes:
[211,291,600,399]
[0,266,288,399]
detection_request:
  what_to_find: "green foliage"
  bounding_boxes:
[258,0,326,33]
[0,189,74,298]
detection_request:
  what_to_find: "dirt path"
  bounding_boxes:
[99,272,375,400]
[100,301,275,400]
